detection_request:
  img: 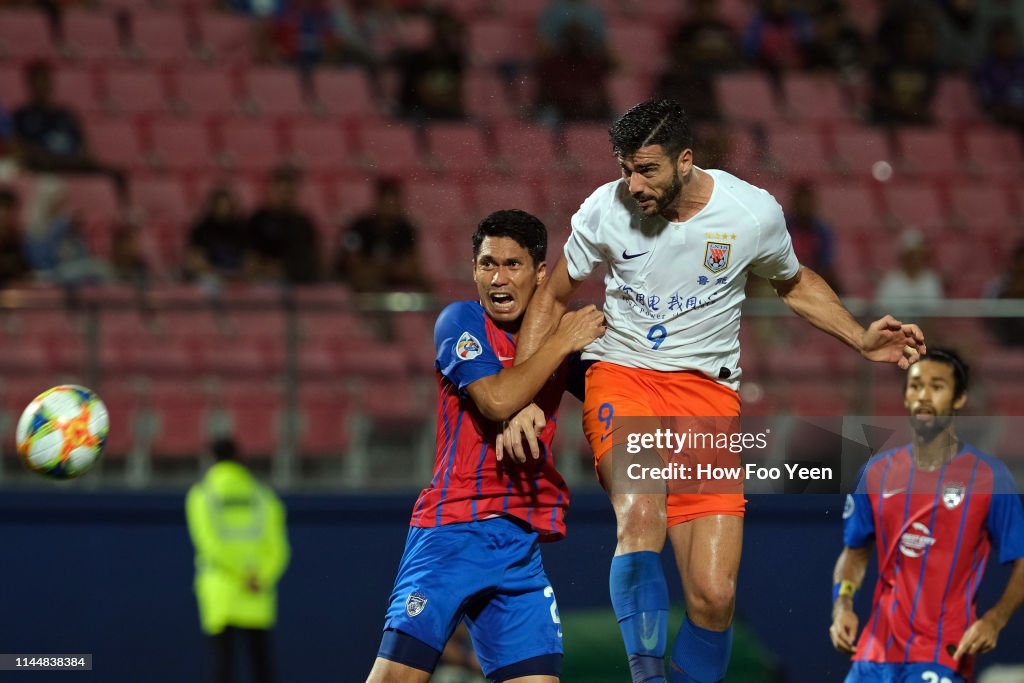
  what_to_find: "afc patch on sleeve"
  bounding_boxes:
[843,494,855,519]
[455,331,483,360]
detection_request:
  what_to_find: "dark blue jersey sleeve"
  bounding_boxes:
[986,458,1024,564]
[843,464,876,548]
[434,301,504,392]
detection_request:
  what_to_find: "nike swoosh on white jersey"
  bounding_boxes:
[882,488,906,498]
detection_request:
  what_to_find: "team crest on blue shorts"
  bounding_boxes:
[406,592,427,617]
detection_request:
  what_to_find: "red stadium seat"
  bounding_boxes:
[61,10,124,64]
[217,383,282,459]
[715,72,780,124]
[310,69,377,118]
[934,77,984,126]
[607,22,665,76]
[99,386,141,459]
[147,119,216,171]
[84,118,145,169]
[287,121,353,174]
[0,65,26,108]
[467,21,532,67]
[334,178,377,219]
[147,386,211,458]
[426,122,490,175]
[0,10,54,62]
[894,129,959,178]
[816,182,880,232]
[782,74,853,124]
[767,125,834,179]
[493,123,558,175]
[832,127,894,178]
[131,13,195,65]
[964,128,1023,179]
[356,121,426,176]
[132,176,191,231]
[244,67,310,119]
[103,68,170,117]
[172,68,241,118]
[217,119,286,172]
[197,11,253,65]
[881,183,948,236]
[53,67,103,114]
[62,176,120,231]
[564,123,615,171]
[608,74,652,116]
[474,180,542,216]
[404,179,472,235]
[464,71,516,122]
[948,184,1016,235]
[299,387,353,457]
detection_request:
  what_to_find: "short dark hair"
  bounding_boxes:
[211,437,239,462]
[472,209,547,266]
[909,348,970,399]
[609,98,694,160]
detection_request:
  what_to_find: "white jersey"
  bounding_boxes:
[564,168,800,389]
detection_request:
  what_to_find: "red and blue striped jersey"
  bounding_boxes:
[843,444,1024,680]
[410,301,571,540]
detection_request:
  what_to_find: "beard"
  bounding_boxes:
[909,412,955,442]
[653,171,683,215]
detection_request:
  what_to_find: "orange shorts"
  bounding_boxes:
[582,361,745,527]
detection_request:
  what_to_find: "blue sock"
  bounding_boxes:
[669,616,732,683]
[609,551,669,683]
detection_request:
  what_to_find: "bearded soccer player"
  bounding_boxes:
[366,210,605,683]
[510,99,927,683]
[831,350,1024,682]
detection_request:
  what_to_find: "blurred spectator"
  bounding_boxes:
[986,241,1024,346]
[110,221,155,287]
[247,166,320,284]
[332,0,396,71]
[786,181,841,292]
[186,186,251,285]
[12,61,126,197]
[0,99,13,159]
[222,0,284,19]
[655,0,741,123]
[263,0,337,73]
[394,9,465,121]
[804,1,867,81]
[334,178,429,292]
[22,176,111,286]
[0,189,31,287]
[742,0,813,78]
[934,0,989,72]
[870,15,942,126]
[875,229,944,313]
[534,21,613,123]
[976,23,1024,133]
[538,0,607,55]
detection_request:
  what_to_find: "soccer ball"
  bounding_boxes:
[16,385,108,479]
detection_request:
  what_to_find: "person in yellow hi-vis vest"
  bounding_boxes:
[186,438,289,683]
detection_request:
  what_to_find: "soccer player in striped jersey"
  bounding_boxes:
[832,349,1024,682]
[366,210,605,683]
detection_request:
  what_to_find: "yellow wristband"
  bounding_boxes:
[838,579,857,599]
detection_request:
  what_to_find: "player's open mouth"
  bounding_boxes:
[489,292,515,311]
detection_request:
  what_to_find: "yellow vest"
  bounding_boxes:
[185,461,289,635]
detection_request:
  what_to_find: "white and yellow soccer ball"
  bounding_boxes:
[16,385,108,479]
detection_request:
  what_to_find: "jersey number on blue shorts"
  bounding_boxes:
[922,672,952,683]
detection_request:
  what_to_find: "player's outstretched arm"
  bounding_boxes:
[467,306,605,422]
[829,545,871,654]
[515,258,585,365]
[954,557,1024,660]
[771,266,925,369]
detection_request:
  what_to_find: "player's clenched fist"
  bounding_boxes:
[829,607,859,654]
[554,304,606,353]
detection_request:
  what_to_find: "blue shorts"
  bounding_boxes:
[380,516,563,678]
[846,661,967,683]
